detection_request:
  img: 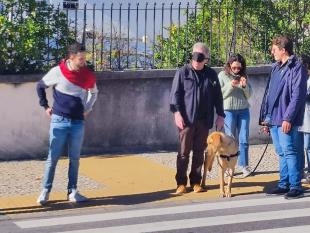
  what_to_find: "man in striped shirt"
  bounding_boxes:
[36,42,98,205]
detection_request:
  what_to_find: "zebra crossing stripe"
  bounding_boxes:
[54,208,310,233]
[14,196,310,229]
[237,225,310,233]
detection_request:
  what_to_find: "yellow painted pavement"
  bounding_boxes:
[0,155,303,216]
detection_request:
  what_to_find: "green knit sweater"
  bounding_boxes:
[218,71,252,110]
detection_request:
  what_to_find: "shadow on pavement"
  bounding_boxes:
[0,189,176,215]
[2,177,309,215]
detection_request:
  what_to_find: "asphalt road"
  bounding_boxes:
[2,192,310,233]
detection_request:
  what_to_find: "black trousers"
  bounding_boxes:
[175,120,209,186]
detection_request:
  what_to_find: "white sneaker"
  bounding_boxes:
[37,188,49,205]
[68,189,88,202]
[301,172,310,184]
[242,166,251,178]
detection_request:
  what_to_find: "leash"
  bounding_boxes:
[233,138,270,179]
[234,128,271,179]
[213,126,271,179]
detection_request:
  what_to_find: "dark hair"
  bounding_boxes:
[272,35,294,56]
[67,42,86,57]
[300,54,310,70]
[224,53,247,76]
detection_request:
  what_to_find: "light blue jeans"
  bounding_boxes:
[302,133,310,173]
[224,109,250,168]
[42,114,85,192]
[270,126,302,190]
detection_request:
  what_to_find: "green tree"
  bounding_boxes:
[0,0,74,74]
[154,0,310,68]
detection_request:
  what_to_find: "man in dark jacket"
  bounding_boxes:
[170,42,225,194]
[260,35,308,199]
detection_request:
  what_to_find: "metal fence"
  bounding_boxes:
[1,0,310,72]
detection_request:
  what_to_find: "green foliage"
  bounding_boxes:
[0,0,74,74]
[154,0,310,68]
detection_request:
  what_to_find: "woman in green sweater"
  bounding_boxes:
[218,54,253,177]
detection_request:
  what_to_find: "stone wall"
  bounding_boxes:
[0,66,271,160]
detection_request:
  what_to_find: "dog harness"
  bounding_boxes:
[219,152,239,161]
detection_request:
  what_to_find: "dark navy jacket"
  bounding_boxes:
[170,64,225,129]
[259,55,308,127]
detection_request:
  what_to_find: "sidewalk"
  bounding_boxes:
[0,145,308,217]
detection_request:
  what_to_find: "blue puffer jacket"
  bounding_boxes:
[259,55,308,127]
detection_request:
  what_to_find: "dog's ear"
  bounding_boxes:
[211,132,222,149]
[206,149,215,172]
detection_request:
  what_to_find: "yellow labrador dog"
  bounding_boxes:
[201,131,239,197]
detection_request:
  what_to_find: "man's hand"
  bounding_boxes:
[260,126,270,135]
[260,121,270,135]
[215,116,225,130]
[174,111,185,130]
[282,120,291,134]
[45,107,52,118]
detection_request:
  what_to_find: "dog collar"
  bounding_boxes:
[219,152,239,161]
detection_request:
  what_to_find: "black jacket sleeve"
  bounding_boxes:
[258,74,271,126]
[214,79,225,118]
[169,68,184,113]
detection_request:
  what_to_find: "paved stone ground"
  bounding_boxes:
[141,144,279,180]
[0,144,278,197]
[0,160,102,197]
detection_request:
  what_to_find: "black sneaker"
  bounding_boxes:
[284,189,304,200]
[266,187,289,196]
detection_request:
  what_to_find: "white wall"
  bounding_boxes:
[0,66,271,160]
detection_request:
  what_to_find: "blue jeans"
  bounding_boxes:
[42,114,85,192]
[224,109,250,168]
[270,126,302,190]
[303,133,310,172]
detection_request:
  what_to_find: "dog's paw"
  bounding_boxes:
[219,192,225,198]
[225,192,232,198]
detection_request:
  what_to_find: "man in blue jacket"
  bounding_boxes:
[260,35,308,199]
[170,42,225,194]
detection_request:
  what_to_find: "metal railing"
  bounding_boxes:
[1,0,309,72]
[65,1,309,71]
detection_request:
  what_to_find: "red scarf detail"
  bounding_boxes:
[59,60,96,89]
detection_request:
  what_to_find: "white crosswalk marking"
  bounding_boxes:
[13,196,310,233]
[14,196,308,228]
[238,225,310,233]
[53,208,310,233]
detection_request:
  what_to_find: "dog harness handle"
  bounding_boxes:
[219,152,239,161]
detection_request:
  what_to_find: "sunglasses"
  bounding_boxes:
[230,66,242,71]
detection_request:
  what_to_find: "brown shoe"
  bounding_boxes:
[175,185,187,194]
[191,184,205,193]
